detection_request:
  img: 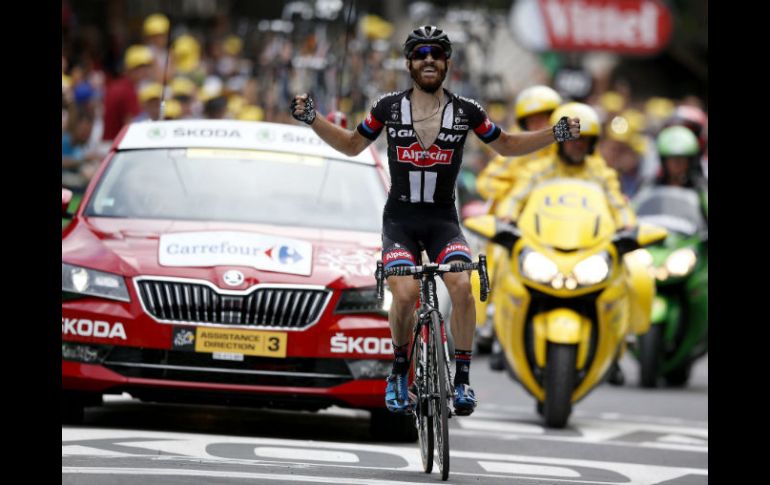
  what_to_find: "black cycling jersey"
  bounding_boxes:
[357,88,501,204]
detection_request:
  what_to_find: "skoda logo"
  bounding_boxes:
[223,270,244,287]
[147,127,166,139]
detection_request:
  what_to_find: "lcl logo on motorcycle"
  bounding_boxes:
[545,194,594,210]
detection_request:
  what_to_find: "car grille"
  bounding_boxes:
[103,347,352,388]
[136,279,331,329]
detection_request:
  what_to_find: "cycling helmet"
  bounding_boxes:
[403,25,452,59]
[515,85,562,129]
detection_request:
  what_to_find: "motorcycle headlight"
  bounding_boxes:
[665,248,697,277]
[62,263,130,302]
[626,248,653,267]
[573,252,611,286]
[335,287,392,315]
[519,248,559,284]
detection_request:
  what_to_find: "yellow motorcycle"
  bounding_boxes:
[465,179,666,428]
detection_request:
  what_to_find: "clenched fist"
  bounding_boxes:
[290,93,316,125]
[553,116,581,142]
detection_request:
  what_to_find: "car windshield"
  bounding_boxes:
[85,148,387,232]
[633,185,705,236]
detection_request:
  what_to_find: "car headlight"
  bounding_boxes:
[665,248,697,277]
[573,252,611,286]
[519,248,559,283]
[335,287,392,315]
[62,263,130,302]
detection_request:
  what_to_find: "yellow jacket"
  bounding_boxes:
[495,152,637,229]
[476,145,556,202]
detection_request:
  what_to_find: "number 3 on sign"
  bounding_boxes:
[268,337,280,351]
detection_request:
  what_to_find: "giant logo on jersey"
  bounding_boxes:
[396,142,454,168]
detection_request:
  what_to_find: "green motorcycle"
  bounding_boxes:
[631,185,708,388]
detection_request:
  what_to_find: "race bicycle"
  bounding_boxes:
[376,256,489,481]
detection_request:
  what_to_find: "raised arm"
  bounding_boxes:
[290,94,372,157]
[488,117,581,157]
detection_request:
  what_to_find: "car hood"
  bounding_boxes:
[62,217,382,290]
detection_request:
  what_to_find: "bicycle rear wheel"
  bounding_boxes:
[415,324,434,473]
[431,312,451,481]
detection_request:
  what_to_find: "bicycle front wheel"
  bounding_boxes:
[431,312,450,481]
[415,325,434,473]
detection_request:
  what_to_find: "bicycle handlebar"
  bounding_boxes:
[375,255,490,305]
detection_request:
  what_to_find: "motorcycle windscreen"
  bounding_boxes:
[518,179,616,251]
[633,185,706,237]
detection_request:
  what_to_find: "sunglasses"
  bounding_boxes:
[410,45,447,61]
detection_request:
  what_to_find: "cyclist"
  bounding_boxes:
[291,25,580,416]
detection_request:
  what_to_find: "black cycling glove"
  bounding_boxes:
[290,94,317,125]
[553,116,578,142]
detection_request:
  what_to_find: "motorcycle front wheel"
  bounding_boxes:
[543,343,576,429]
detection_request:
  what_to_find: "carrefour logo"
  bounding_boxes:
[147,127,166,139]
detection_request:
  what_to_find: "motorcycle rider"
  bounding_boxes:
[651,125,708,222]
[476,85,563,206]
[496,102,636,385]
[290,26,580,416]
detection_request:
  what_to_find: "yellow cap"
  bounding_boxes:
[630,134,648,154]
[139,83,163,103]
[550,102,601,137]
[124,45,154,70]
[173,35,201,72]
[198,85,223,103]
[515,85,562,120]
[645,97,675,122]
[237,105,264,121]
[170,77,196,97]
[223,35,243,56]
[361,15,394,40]
[599,91,625,114]
[606,115,633,143]
[227,95,246,116]
[144,13,170,37]
[163,99,182,119]
[621,108,646,133]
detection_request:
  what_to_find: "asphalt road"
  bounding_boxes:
[62,354,707,484]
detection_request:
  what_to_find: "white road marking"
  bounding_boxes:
[451,449,707,485]
[61,467,432,485]
[479,461,580,477]
[254,447,359,463]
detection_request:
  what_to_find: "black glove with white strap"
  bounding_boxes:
[290,94,317,125]
[553,116,578,142]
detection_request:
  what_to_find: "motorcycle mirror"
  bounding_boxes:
[463,215,497,239]
[637,223,668,247]
[491,220,522,251]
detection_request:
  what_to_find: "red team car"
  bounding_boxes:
[61,120,416,440]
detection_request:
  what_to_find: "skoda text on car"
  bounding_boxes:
[61,120,418,440]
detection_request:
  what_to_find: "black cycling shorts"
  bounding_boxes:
[381,198,473,269]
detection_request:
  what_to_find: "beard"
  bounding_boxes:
[409,61,447,93]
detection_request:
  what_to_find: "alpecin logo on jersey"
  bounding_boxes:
[396,142,454,168]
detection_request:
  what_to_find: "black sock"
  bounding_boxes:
[454,349,472,386]
[392,342,410,375]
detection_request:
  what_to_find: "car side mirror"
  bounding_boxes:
[62,188,73,218]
